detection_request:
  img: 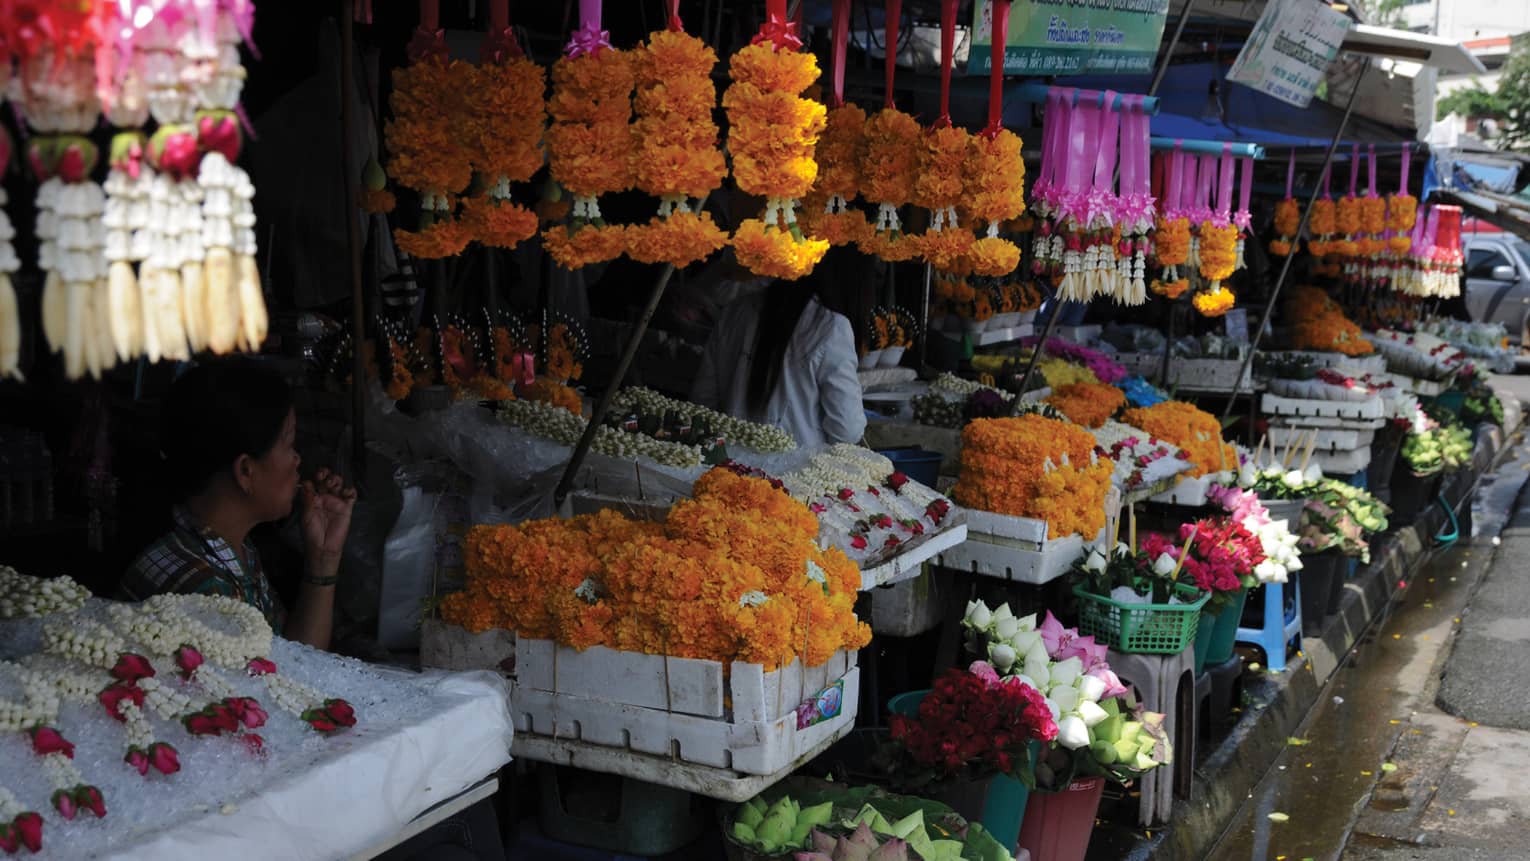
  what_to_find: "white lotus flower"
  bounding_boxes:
[1050,687,1079,715]
[964,601,993,630]
[1084,549,1107,573]
[989,643,1017,672]
[1303,464,1324,483]
[1238,461,1259,488]
[1078,699,1109,728]
[1010,630,1044,656]
[1282,470,1306,488]
[994,616,1022,641]
[1079,674,1107,703]
[1050,656,1083,689]
[992,603,1015,624]
[1057,715,1091,750]
[1153,553,1177,576]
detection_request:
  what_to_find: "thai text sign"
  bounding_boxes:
[968,0,1171,76]
[1228,0,1353,107]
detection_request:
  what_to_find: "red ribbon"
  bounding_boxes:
[419,0,439,30]
[512,352,536,386]
[883,0,901,109]
[668,0,682,31]
[752,0,802,51]
[480,0,522,61]
[934,0,959,127]
[566,0,612,57]
[830,0,850,107]
[983,0,1012,137]
[407,27,450,63]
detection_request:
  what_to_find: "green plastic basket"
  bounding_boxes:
[1072,582,1210,654]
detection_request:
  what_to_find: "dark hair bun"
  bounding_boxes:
[160,360,294,498]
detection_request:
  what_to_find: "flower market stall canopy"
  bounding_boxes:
[0,582,513,861]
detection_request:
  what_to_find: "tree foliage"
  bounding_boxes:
[1437,47,1530,151]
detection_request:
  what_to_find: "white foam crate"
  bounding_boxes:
[1150,471,1234,507]
[509,639,859,777]
[1277,415,1387,431]
[1374,372,1451,397]
[1262,393,1385,421]
[1054,324,1102,345]
[420,619,516,674]
[936,508,1105,585]
[1138,356,1255,392]
[860,522,969,590]
[1268,425,1376,452]
[1270,351,1388,377]
[869,566,948,637]
[1310,447,1372,475]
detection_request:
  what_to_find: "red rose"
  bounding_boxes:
[184,714,222,736]
[886,471,909,491]
[883,535,901,549]
[149,742,180,776]
[0,822,17,854]
[324,699,357,728]
[837,488,855,501]
[850,535,868,550]
[51,789,76,821]
[98,683,145,722]
[75,785,106,818]
[124,747,150,776]
[110,654,156,683]
[235,698,269,730]
[30,726,74,759]
[240,734,266,755]
[307,715,339,733]
[174,646,204,678]
[208,702,240,733]
[247,657,278,676]
[13,811,41,852]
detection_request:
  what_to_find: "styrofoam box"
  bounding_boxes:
[860,522,969,590]
[1055,324,1102,346]
[1374,371,1450,398]
[1271,351,1388,377]
[1269,425,1376,452]
[869,565,948,637]
[1150,471,1234,507]
[1278,415,1386,431]
[509,639,859,776]
[937,509,1106,585]
[420,619,516,674]
[1311,447,1372,475]
[1262,393,1385,421]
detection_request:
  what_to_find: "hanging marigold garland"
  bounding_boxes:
[541,19,634,270]
[799,0,868,248]
[963,130,1026,278]
[625,18,729,268]
[857,108,922,262]
[385,27,475,259]
[1270,198,1299,257]
[723,21,829,280]
[1308,196,1336,258]
[461,20,545,251]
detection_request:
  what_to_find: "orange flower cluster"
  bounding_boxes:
[1150,278,1190,300]
[964,129,1027,225]
[519,378,582,415]
[1121,401,1237,478]
[860,108,921,208]
[1286,285,1373,356]
[1192,284,1235,318]
[385,58,474,198]
[440,469,870,670]
[724,44,825,200]
[459,55,547,250]
[1269,198,1299,257]
[917,227,974,271]
[1309,198,1337,240]
[969,236,1022,278]
[1387,193,1417,254]
[544,322,584,382]
[1198,221,1238,282]
[1045,382,1127,429]
[800,103,871,247]
[394,219,471,259]
[954,415,1112,540]
[626,210,728,267]
[913,126,969,212]
[1154,216,1190,267]
[731,219,830,280]
[361,338,415,401]
[461,195,539,250]
[359,188,396,215]
[543,47,633,269]
[543,223,628,269]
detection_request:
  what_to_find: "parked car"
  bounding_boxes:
[1462,234,1530,346]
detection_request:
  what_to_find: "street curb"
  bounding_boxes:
[1113,420,1519,861]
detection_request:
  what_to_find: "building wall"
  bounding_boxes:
[1398,0,1530,41]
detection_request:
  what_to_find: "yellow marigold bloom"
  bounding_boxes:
[968,236,1022,278]
[1192,284,1236,318]
[626,211,728,268]
[1122,401,1237,477]
[815,104,867,199]
[1309,198,1337,236]
[912,126,969,211]
[953,415,1111,539]
[731,220,829,281]
[1046,382,1127,429]
[729,42,820,94]
[963,128,1027,224]
[1387,194,1417,235]
[861,108,921,206]
[542,223,628,269]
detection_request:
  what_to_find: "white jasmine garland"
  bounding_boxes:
[0,661,61,731]
[611,388,796,452]
[0,786,23,821]
[43,619,130,669]
[0,566,90,619]
[124,594,274,668]
[41,750,84,793]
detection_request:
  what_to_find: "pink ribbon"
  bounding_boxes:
[1086,91,1120,226]
[1061,91,1100,223]
[829,0,850,107]
[1367,144,1378,198]
[1169,146,1186,220]
[1348,143,1360,196]
[1234,156,1253,230]
[1322,160,1331,198]
[668,0,683,31]
[751,0,803,50]
[512,352,536,386]
[1035,88,1072,211]
[1215,145,1234,223]
[566,0,612,57]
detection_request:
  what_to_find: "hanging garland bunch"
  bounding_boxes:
[724,9,829,280]
[541,9,634,270]
[461,12,545,251]
[911,0,974,272]
[800,0,869,248]
[1387,143,1417,257]
[386,18,475,259]
[1308,196,1336,258]
[625,10,729,268]
[855,0,919,263]
[960,0,1023,279]
[1270,198,1299,257]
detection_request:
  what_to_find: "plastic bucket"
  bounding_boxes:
[1016,776,1105,861]
[1194,589,1248,674]
[876,447,944,490]
[887,690,1038,852]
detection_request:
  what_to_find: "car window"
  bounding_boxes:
[1516,240,1530,268]
[1467,247,1509,279]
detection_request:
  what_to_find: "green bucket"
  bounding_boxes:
[887,689,1039,852]
[1193,588,1248,674]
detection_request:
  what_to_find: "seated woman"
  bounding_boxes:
[119,360,356,651]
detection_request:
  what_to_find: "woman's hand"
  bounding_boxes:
[300,468,358,565]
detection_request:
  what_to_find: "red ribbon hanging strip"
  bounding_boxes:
[883,0,902,109]
[984,0,1012,136]
[754,0,803,50]
[409,0,449,62]
[481,0,522,62]
[934,0,959,127]
[668,0,683,31]
[830,0,850,107]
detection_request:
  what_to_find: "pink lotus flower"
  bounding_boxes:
[1088,667,1130,699]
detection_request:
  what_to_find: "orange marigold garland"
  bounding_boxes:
[1387,193,1417,255]
[724,37,829,279]
[1308,197,1336,258]
[800,103,870,247]
[1045,382,1127,429]
[963,129,1027,279]
[1197,221,1237,283]
[385,34,476,258]
[1121,401,1236,478]
[1286,285,1373,356]
[858,107,922,262]
[462,44,546,250]
[1269,198,1299,257]
[542,40,634,269]
[626,25,729,267]
[1191,284,1234,317]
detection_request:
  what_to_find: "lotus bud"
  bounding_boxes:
[1057,715,1091,750]
[1078,699,1109,728]
[1015,612,1038,632]
[1049,687,1079,715]
[1015,673,1041,692]
[1282,469,1306,488]
[1084,549,1107,573]
[1010,630,1043,656]
[992,603,1015,624]
[795,853,833,861]
[812,831,837,853]
[1078,674,1107,703]
[989,643,1017,673]
[994,616,1022,641]
[1153,552,1177,576]
[1050,656,1083,689]
[964,601,993,630]
[1091,739,1119,764]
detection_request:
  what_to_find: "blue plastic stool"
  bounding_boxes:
[1235,576,1303,672]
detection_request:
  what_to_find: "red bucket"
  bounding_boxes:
[1015,776,1105,861]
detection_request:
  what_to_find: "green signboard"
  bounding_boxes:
[967,0,1171,76]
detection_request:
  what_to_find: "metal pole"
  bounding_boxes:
[1220,59,1372,419]
[918,262,932,368]
[1149,0,1194,98]
[340,0,367,480]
